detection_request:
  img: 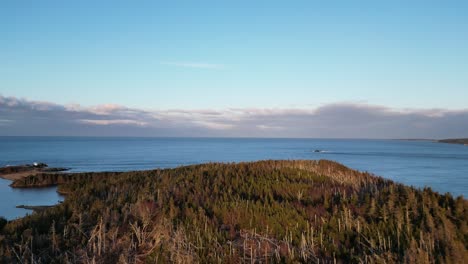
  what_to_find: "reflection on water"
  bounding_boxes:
[0,178,63,220]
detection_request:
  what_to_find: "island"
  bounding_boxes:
[438,138,468,145]
[0,160,466,263]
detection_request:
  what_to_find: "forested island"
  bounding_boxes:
[439,138,468,145]
[0,160,467,263]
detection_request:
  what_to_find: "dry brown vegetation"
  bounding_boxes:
[0,160,467,263]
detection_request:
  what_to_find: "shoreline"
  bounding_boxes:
[2,156,467,197]
[0,164,68,216]
[395,138,468,146]
[438,138,468,145]
[0,169,46,181]
[0,164,70,181]
[16,205,56,212]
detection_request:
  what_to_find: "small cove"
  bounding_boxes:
[0,178,63,220]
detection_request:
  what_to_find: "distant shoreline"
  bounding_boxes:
[395,138,468,146]
[394,138,436,142]
[438,138,468,145]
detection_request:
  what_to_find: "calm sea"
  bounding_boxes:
[1,137,467,220]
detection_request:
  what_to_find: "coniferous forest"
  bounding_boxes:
[0,160,467,263]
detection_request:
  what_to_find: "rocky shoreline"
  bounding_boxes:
[0,163,69,181]
[15,204,56,212]
[0,163,68,214]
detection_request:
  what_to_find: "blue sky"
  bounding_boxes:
[2,1,467,110]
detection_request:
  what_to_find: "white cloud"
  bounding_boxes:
[257,125,284,130]
[193,121,235,130]
[1,95,468,138]
[79,119,149,126]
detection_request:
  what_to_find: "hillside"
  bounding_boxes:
[0,160,467,263]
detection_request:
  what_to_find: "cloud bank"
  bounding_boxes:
[1,95,467,138]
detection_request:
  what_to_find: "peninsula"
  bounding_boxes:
[1,160,466,263]
[0,163,69,181]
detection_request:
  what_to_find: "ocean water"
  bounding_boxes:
[1,137,467,220]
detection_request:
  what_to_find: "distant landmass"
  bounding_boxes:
[1,160,467,263]
[438,138,468,145]
[396,138,468,146]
